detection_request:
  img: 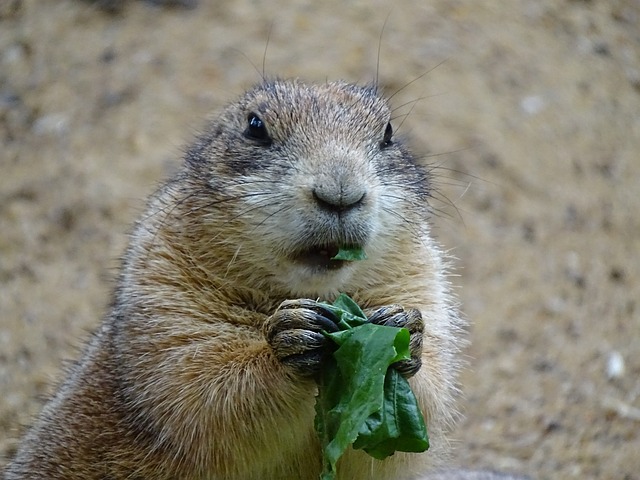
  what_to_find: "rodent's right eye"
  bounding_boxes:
[381,122,393,148]
[244,112,272,146]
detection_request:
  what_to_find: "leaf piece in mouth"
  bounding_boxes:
[331,246,367,261]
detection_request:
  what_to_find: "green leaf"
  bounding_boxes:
[316,323,405,478]
[331,246,367,261]
[331,293,366,320]
[352,369,429,459]
[314,294,429,479]
[318,293,368,330]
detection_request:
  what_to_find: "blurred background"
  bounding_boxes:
[1,0,639,478]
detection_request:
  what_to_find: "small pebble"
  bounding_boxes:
[606,351,625,380]
[520,95,546,115]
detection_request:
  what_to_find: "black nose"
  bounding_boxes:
[312,185,366,213]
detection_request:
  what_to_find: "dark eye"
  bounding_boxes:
[244,112,272,145]
[381,122,393,148]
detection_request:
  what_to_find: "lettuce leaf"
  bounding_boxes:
[314,294,429,480]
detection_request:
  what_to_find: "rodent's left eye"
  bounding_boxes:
[381,122,393,148]
[244,112,272,146]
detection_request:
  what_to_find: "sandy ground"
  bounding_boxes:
[1,0,639,478]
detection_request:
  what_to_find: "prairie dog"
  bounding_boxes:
[5,79,464,479]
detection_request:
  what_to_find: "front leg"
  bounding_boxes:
[367,305,424,378]
[110,306,332,479]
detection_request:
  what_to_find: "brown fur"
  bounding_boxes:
[4,79,465,479]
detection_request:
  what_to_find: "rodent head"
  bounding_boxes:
[183,79,431,298]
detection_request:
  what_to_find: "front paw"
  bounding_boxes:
[263,299,340,377]
[368,305,424,378]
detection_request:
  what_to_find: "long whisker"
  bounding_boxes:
[262,22,274,80]
[246,203,294,235]
[374,11,393,92]
[141,185,286,261]
[390,96,428,115]
[379,204,427,249]
[386,59,448,103]
[139,176,287,229]
[427,164,495,187]
[194,196,289,247]
[431,188,468,223]
[393,98,421,136]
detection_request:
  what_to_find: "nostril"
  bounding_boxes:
[312,186,366,213]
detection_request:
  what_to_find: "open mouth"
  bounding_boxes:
[292,244,359,271]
